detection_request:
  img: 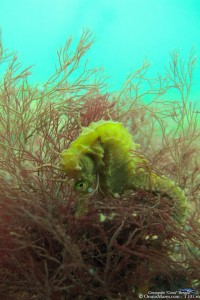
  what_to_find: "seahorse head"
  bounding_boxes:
[60,149,95,194]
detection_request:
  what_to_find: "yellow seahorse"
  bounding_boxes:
[60,120,187,221]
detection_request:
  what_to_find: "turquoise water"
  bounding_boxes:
[0,0,200,100]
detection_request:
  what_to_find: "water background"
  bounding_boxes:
[0,0,200,102]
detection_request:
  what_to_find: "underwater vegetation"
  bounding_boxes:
[0,30,199,299]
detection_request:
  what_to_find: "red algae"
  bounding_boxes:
[0,31,199,299]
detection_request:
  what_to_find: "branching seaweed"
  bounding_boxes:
[0,30,199,299]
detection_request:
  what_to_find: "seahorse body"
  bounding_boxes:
[60,120,187,221]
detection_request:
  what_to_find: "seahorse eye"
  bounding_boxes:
[74,180,94,194]
[75,180,84,189]
[74,180,86,192]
